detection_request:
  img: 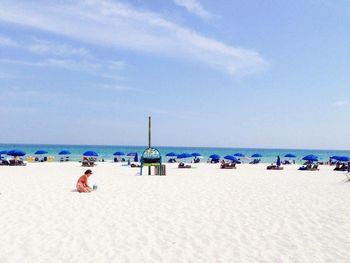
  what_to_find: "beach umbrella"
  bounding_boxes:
[209,154,220,159]
[134,152,139,162]
[35,150,48,155]
[330,155,340,160]
[58,150,71,155]
[234,153,245,157]
[113,151,125,156]
[302,154,318,162]
[191,153,202,157]
[127,152,137,157]
[277,156,281,166]
[7,150,26,157]
[335,156,350,162]
[285,153,296,158]
[83,151,98,157]
[0,150,7,155]
[166,152,177,157]
[177,153,192,163]
[251,153,262,158]
[224,155,238,162]
[177,153,192,159]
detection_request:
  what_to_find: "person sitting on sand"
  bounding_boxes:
[76,169,93,193]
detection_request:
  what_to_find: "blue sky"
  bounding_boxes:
[0,0,349,149]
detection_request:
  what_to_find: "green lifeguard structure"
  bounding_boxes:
[140,147,163,175]
[140,116,164,176]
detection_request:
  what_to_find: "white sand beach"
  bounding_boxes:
[1,162,350,262]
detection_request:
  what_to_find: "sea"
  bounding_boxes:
[1,143,350,164]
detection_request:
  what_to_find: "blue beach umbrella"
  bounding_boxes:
[113,151,125,156]
[177,153,192,163]
[251,153,262,158]
[7,150,26,157]
[209,154,220,160]
[134,152,139,162]
[302,154,318,162]
[127,152,137,157]
[285,153,296,158]
[177,153,192,159]
[224,155,238,162]
[191,153,202,157]
[166,152,177,157]
[330,155,340,160]
[336,156,350,162]
[83,151,98,157]
[234,153,245,157]
[35,150,48,155]
[58,150,71,155]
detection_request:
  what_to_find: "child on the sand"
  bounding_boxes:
[76,169,93,193]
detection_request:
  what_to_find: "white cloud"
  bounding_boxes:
[0,0,266,76]
[333,100,348,107]
[0,35,18,47]
[101,84,137,92]
[0,58,124,77]
[0,72,15,79]
[28,39,89,57]
[173,0,211,19]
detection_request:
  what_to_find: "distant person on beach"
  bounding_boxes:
[76,169,93,193]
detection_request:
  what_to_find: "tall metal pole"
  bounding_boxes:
[148,116,151,175]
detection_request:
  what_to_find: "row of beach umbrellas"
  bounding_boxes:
[166,153,350,163]
[1,149,349,163]
[166,152,294,159]
[0,149,72,157]
[0,150,139,157]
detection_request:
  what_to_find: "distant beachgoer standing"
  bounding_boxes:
[76,169,93,193]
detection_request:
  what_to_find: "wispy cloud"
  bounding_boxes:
[0,0,266,76]
[173,0,211,19]
[0,72,16,79]
[0,34,89,57]
[0,58,125,77]
[28,38,89,57]
[101,84,137,92]
[0,34,18,47]
[333,100,348,107]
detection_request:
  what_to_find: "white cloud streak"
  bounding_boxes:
[173,0,211,19]
[28,38,89,57]
[0,0,266,76]
[0,58,124,77]
[333,100,348,107]
[0,34,18,47]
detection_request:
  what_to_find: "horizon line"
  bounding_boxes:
[0,142,349,152]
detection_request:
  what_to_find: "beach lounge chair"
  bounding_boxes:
[0,160,9,166]
[178,162,191,168]
[220,162,236,169]
[249,159,260,164]
[266,164,283,170]
[311,164,319,171]
[9,159,26,166]
[299,163,318,171]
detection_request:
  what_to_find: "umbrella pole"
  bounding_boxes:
[148,116,151,175]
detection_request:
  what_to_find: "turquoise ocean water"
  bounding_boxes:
[1,143,349,164]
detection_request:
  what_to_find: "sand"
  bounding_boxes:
[0,162,350,262]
